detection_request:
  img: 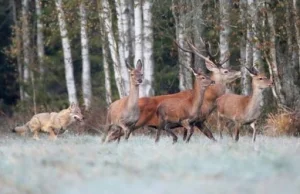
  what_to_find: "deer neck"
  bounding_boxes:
[245,86,264,120]
[127,82,139,110]
[191,79,206,116]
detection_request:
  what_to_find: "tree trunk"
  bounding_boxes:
[55,0,78,104]
[80,1,92,110]
[101,0,126,98]
[115,0,130,95]
[141,0,154,97]
[242,0,253,95]
[172,0,192,91]
[35,0,45,78]
[293,0,300,73]
[266,3,286,105]
[219,0,230,68]
[11,0,24,100]
[134,0,143,65]
[21,0,30,96]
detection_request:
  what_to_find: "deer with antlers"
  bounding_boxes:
[105,39,241,143]
[102,60,143,143]
[216,67,273,142]
[155,68,214,143]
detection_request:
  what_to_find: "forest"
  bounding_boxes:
[0,0,299,135]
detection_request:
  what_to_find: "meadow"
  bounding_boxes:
[0,131,300,194]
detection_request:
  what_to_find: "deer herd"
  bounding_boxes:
[102,39,273,144]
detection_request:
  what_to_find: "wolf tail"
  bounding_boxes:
[12,122,29,133]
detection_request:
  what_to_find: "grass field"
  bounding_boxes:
[0,131,300,194]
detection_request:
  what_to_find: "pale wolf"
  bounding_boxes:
[12,103,83,140]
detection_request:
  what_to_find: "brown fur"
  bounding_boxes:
[217,72,273,142]
[155,71,214,143]
[13,103,83,140]
[103,60,143,143]
[107,61,241,142]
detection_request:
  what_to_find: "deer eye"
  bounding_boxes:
[202,77,205,80]
[224,70,228,74]
[259,77,263,80]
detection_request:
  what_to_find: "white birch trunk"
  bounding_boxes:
[35,0,45,77]
[102,40,112,105]
[242,0,253,95]
[80,1,92,109]
[267,5,286,105]
[101,0,126,97]
[55,0,78,104]
[172,0,192,91]
[21,0,29,88]
[219,0,230,68]
[141,0,154,96]
[134,0,143,66]
[115,0,130,95]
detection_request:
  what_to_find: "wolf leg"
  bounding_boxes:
[48,128,57,140]
[32,130,40,140]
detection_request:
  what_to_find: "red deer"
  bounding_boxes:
[156,68,214,143]
[102,60,143,143]
[105,40,241,142]
[216,67,273,142]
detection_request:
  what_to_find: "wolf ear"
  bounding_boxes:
[69,102,75,109]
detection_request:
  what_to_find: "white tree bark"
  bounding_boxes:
[134,0,143,66]
[267,4,286,105]
[172,0,192,91]
[55,0,78,104]
[141,0,154,97]
[115,0,130,95]
[35,0,45,77]
[242,0,253,95]
[293,0,300,73]
[101,0,126,98]
[21,0,30,88]
[80,1,92,110]
[219,0,230,68]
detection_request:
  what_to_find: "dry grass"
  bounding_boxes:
[264,108,300,137]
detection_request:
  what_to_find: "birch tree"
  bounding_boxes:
[134,0,143,66]
[219,0,230,68]
[80,0,92,109]
[115,0,130,94]
[141,0,154,96]
[172,0,192,91]
[35,0,45,77]
[293,0,300,73]
[55,0,78,104]
[101,0,126,98]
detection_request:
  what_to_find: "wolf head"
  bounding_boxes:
[69,103,84,122]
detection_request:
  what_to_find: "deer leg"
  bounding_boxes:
[195,122,217,141]
[234,123,241,142]
[164,123,178,144]
[250,122,257,142]
[181,120,193,143]
[217,112,224,139]
[155,121,164,143]
[182,128,188,141]
[102,125,111,143]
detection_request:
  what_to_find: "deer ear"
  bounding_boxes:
[245,66,258,77]
[205,60,218,72]
[136,59,143,71]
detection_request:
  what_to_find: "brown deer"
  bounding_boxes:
[156,68,214,143]
[102,60,143,143]
[216,67,273,142]
[106,40,241,142]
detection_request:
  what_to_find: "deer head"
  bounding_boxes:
[246,67,273,90]
[191,67,215,88]
[126,59,144,86]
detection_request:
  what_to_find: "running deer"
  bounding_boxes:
[216,67,273,142]
[156,68,214,143]
[102,60,143,143]
[105,39,241,142]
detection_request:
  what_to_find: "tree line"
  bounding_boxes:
[0,0,299,115]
